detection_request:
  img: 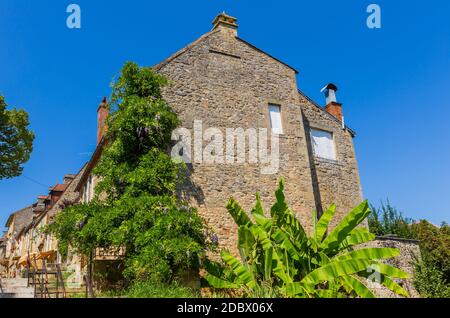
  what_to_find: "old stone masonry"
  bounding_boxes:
[155,13,363,249]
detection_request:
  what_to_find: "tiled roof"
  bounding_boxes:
[50,184,68,192]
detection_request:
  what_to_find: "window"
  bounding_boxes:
[310,128,336,160]
[83,175,94,203]
[269,104,283,134]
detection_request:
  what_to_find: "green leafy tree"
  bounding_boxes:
[48,62,210,284]
[368,201,450,298]
[368,200,414,239]
[414,254,450,298]
[411,220,450,284]
[204,179,409,298]
[0,96,34,179]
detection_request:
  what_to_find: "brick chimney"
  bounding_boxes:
[97,97,109,144]
[212,12,238,36]
[321,83,343,122]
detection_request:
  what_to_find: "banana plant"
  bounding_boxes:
[203,178,410,298]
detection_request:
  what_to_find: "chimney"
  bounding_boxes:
[97,97,109,144]
[321,83,343,122]
[63,174,76,184]
[212,12,238,36]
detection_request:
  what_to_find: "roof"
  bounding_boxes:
[76,138,107,192]
[4,205,34,238]
[154,29,219,71]
[298,89,356,137]
[50,184,68,192]
[29,165,87,229]
[154,30,299,75]
[235,37,298,74]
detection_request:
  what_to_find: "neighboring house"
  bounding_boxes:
[3,205,34,277]
[0,170,85,280]
[0,234,7,276]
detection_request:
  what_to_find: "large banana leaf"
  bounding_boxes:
[270,179,289,222]
[377,275,409,297]
[320,201,371,254]
[315,204,336,243]
[367,263,409,279]
[264,246,274,281]
[357,271,409,297]
[249,225,292,284]
[203,273,240,289]
[252,213,272,232]
[280,211,308,248]
[272,228,301,261]
[339,227,376,250]
[238,226,256,262]
[339,275,375,298]
[301,259,372,285]
[251,193,264,216]
[226,198,253,227]
[221,250,256,288]
[336,248,400,262]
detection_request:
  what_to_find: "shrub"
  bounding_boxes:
[127,280,199,298]
[368,200,414,239]
[414,256,450,298]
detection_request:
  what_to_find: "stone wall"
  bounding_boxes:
[158,27,317,252]
[364,237,421,298]
[156,22,364,252]
[300,92,364,228]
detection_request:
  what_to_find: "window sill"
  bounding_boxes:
[314,157,342,165]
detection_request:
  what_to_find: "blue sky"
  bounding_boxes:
[1,0,449,230]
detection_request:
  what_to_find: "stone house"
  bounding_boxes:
[154,13,363,247]
[78,13,363,253]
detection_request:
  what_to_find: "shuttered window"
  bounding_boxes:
[310,128,336,160]
[269,104,283,134]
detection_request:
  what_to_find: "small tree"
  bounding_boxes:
[0,96,34,179]
[204,179,410,298]
[49,62,210,285]
[368,200,414,239]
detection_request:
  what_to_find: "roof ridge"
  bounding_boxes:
[235,37,298,74]
[153,29,220,71]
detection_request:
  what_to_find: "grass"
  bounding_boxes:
[126,280,199,298]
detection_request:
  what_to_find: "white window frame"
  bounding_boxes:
[268,104,283,135]
[310,128,337,161]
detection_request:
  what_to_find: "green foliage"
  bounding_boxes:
[368,201,450,298]
[411,221,450,284]
[126,279,199,298]
[48,62,210,285]
[0,96,34,179]
[204,179,409,298]
[368,200,414,239]
[414,255,450,298]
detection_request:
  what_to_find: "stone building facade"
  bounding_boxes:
[153,13,363,249]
